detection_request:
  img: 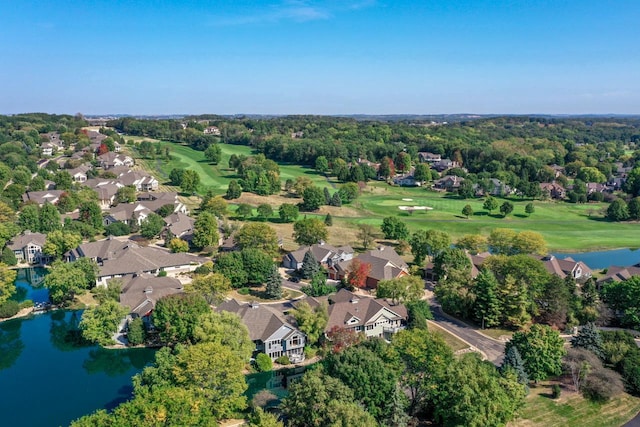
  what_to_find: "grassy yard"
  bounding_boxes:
[427,321,470,352]
[510,382,640,427]
[126,139,640,252]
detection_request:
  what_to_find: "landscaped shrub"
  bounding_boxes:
[0,300,20,318]
[127,317,146,346]
[238,287,251,295]
[157,270,167,277]
[582,368,624,402]
[551,384,561,399]
[622,354,640,396]
[194,261,214,275]
[255,353,273,372]
[19,300,34,309]
[303,346,317,359]
[276,355,291,365]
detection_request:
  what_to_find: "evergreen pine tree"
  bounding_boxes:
[385,384,410,427]
[473,269,502,328]
[323,187,331,205]
[570,322,604,358]
[265,264,283,299]
[324,213,333,226]
[331,192,342,207]
[501,345,529,386]
[300,251,321,279]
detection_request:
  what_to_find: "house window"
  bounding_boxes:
[292,337,300,346]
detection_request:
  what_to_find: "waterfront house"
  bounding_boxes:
[7,231,50,265]
[217,300,306,362]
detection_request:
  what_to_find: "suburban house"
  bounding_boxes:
[329,246,409,289]
[433,175,464,192]
[283,242,354,271]
[119,273,184,318]
[163,212,195,242]
[66,238,206,285]
[116,170,159,192]
[475,178,513,197]
[432,159,459,172]
[68,164,92,182]
[586,182,608,195]
[539,182,566,200]
[22,190,65,206]
[301,289,408,340]
[535,255,593,281]
[41,142,58,157]
[217,300,306,362]
[417,152,442,163]
[204,126,221,135]
[97,152,134,169]
[7,231,49,265]
[597,264,640,285]
[104,203,153,226]
[393,167,420,187]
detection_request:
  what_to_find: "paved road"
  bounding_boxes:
[430,304,506,365]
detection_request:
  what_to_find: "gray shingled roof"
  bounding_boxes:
[119,273,183,316]
[7,231,47,250]
[217,300,300,342]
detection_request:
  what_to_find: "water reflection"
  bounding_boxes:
[0,319,24,371]
[245,366,309,407]
[49,310,92,352]
[83,347,155,377]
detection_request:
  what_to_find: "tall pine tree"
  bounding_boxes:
[301,251,321,279]
[265,264,283,299]
[501,345,529,387]
[473,269,502,328]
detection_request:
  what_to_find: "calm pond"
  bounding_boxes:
[0,269,156,427]
[551,248,640,270]
[1,269,300,426]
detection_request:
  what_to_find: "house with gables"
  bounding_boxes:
[417,152,442,163]
[217,300,306,362]
[283,242,354,271]
[22,190,65,206]
[597,264,640,285]
[7,231,50,265]
[119,273,184,318]
[66,237,206,286]
[329,246,409,289]
[97,152,134,169]
[301,289,407,340]
[535,255,593,281]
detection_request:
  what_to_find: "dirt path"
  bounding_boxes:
[0,307,34,323]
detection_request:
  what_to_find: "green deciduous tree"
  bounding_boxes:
[376,275,424,304]
[607,198,629,221]
[226,179,242,200]
[39,202,61,233]
[506,324,566,382]
[0,263,17,304]
[290,301,328,346]
[525,202,535,216]
[301,186,325,211]
[433,354,526,427]
[214,252,248,287]
[500,201,514,217]
[293,218,328,246]
[381,216,409,241]
[235,222,279,256]
[80,300,128,346]
[192,211,220,250]
[126,317,146,346]
[279,203,299,222]
[185,272,230,305]
[153,293,210,344]
[409,229,451,265]
[168,237,189,253]
[315,156,329,175]
[44,259,97,305]
[180,169,200,194]
[602,276,640,328]
[43,230,82,260]
[140,213,165,239]
[193,311,254,362]
[235,203,253,219]
[462,204,473,218]
[256,203,273,220]
[204,144,222,164]
[281,368,355,427]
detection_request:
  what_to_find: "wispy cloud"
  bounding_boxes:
[210,0,375,26]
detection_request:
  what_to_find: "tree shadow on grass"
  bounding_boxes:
[514,214,528,218]
[473,211,489,217]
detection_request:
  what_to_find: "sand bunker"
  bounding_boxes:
[398,206,433,211]
[402,198,413,201]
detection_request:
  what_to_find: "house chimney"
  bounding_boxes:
[250,301,259,309]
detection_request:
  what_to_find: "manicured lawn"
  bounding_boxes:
[510,383,640,427]
[127,139,640,252]
[427,321,470,352]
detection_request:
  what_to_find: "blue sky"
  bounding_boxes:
[1,0,639,115]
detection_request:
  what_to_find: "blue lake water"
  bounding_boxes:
[0,269,156,427]
[551,248,640,270]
